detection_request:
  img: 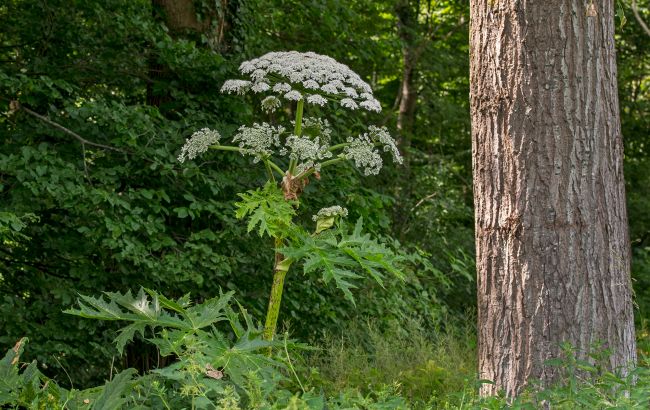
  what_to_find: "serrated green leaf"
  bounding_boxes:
[234,182,296,238]
[114,323,146,355]
[144,288,190,314]
[65,289,197,353]
[282,218,401,304]
[91,368,137,410]
[208,330,284,388]
[185,291,234,329]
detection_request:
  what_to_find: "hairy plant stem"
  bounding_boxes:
[263,99,305,343]
[211,145,283,176]
[263,237,293,341]
[288,99,304,175]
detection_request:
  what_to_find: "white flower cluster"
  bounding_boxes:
[220,79,250,95]
[298,117,333,144]
[261,96,281,113]
[233,123,285,163]
[343,135,383,176]
[285,135,332,174]
[367,125,403,164]
[221,51,382,113]
[178,128,221,163]
[279,117,334,173]
[312,205,349,221]
[343,126,401,175]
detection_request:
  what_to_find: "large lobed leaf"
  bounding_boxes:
[65,289,234,354]
[234,181,297,238]
[282,218,403,305]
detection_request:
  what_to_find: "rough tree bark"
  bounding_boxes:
[470,0,636,397]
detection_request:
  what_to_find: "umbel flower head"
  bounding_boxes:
[343,126,404,175]
[232,123,285,163]
[178,128,221,163]
[180,51,402,178]
[179,123,403,176]
[312,205,348,221]
[313,205,349,234]
[221,51,382,113]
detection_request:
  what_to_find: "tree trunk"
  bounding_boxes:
[148,0,229,108]
[470,0,636,397]
[152,0,208,33]
[395,0,419,147]
[393,0,420,239]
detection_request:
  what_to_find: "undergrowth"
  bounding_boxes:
[2,290,650,409]
[305,318,477,407]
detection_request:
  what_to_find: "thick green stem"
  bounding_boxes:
[262,160,274,182]
[266,160,285,177]
[288,99,305,175]
[328,142,350,152]
[263,99,305,343]
[263,238,293,341]
[209,144,245,153]
[294,99,304,136]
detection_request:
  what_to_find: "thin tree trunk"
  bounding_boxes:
[148,0,204,107]
[470,0,636,397]
[394,1,419,239]
[395,0,419,147]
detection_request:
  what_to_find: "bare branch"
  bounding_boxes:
[12,101,127,154]
[632,0,650,37]
[410,192,438,212]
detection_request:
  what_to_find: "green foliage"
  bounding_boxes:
[235,182,297,238]
[65,289,285,402]
[0,212,38,241]
[3,319,650,409]
[617,0,650,324]
[0,292,418,409]
[0,338,50,408]
[0,337,139,409]
[306,319,477,407]
[521,348,650,409]
[62,288,302,408]
[64,288,233,354]
[0,0,474,386]
[306,323,650,409]
[91,369,139,410]
[471,346,650,410]
[283,218,402,304]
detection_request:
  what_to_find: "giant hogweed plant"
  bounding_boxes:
[0,52,406,409]
[178,51,404,341]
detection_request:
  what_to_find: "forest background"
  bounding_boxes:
[0,0,649,406]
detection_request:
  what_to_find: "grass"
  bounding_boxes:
[299,317,650,409]
[302,317,478,408]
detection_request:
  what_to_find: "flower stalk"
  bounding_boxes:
[265,98,303,341]
[288,99,304,175]
[263,238,293,341]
